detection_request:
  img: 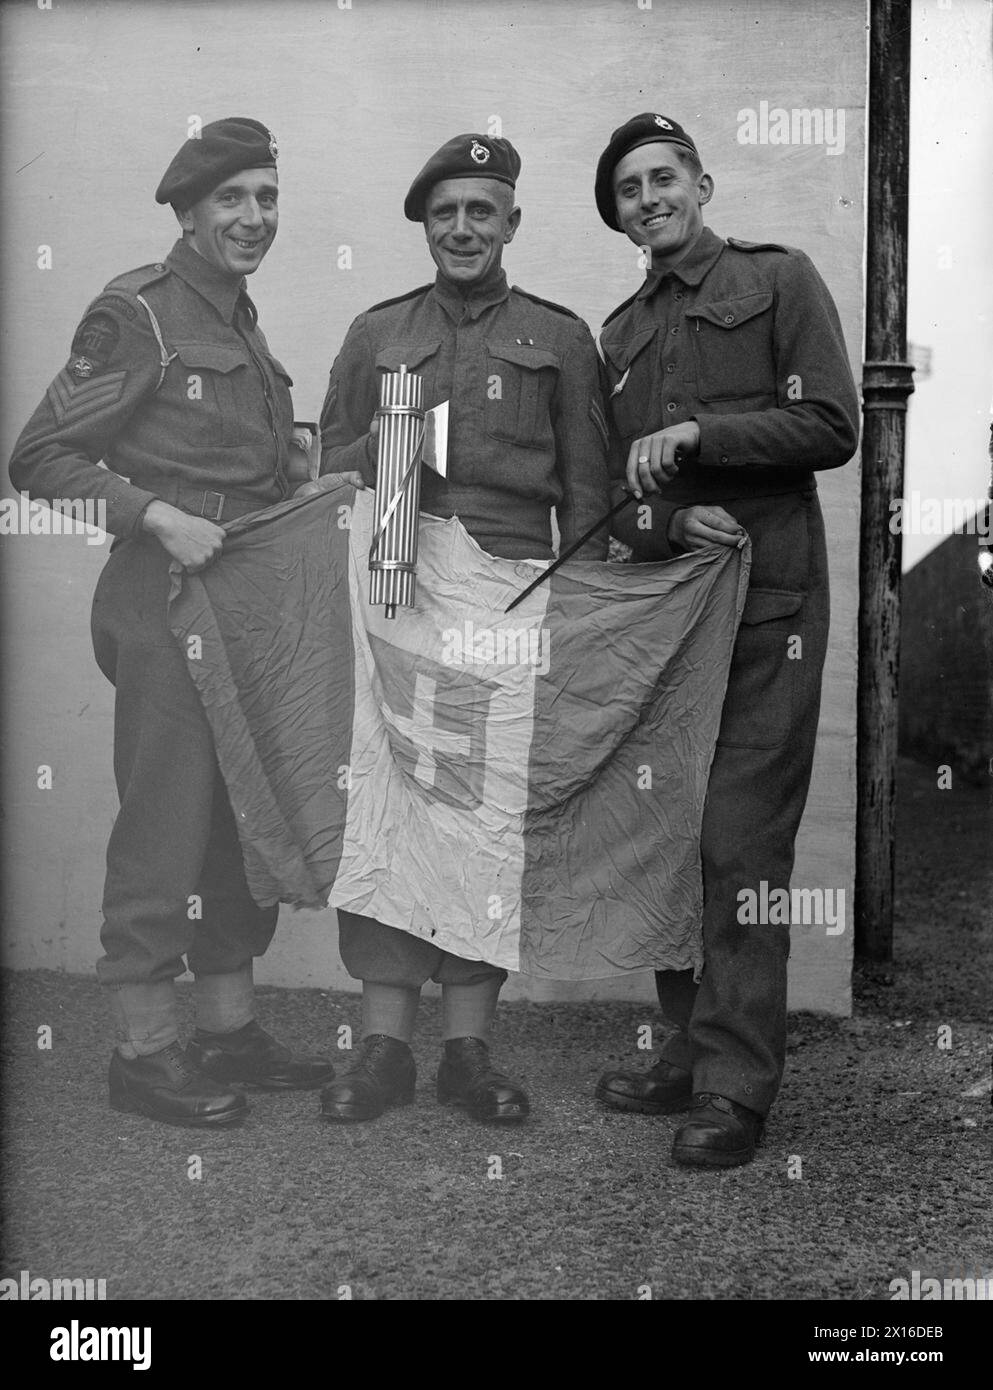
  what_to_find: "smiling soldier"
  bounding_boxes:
[8,117,333,1126]
[592,113,860,1166]
[317,132,610,1126]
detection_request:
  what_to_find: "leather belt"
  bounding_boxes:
[155,483,281,523]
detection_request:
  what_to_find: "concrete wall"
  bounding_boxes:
[0,0,866,1013]
[899,519,993,784]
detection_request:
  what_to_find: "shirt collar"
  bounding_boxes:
[430,268,510,321]
[165,238,246,324]
[636,225,726,299]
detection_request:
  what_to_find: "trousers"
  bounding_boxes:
[657,488,829,1115]
[337,911,508,989]
[91,537,278,987]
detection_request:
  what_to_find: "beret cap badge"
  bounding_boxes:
[403,132,522,221]
[154,116,278,208]
[594,112,700,231]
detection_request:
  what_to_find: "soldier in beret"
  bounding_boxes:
[9,117,334,1126]
[317,132,611,1126]
[592,113,860,1166]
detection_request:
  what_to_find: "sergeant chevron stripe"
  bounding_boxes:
[48,368,127,425]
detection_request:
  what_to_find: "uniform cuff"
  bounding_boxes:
[696,415,738,468]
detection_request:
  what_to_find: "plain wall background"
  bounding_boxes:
[0,0,867,1012]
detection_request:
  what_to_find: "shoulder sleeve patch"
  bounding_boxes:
[366,283,433,313]
[85,292,139,322]
[725,236,790,254]
[510,286,582,321]
[70,310,122,371]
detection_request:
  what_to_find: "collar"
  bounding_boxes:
[165,238,247,324]
[636,225,726,299]
[431,268,510,321]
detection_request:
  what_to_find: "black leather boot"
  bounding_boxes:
[188,1019,334,1091]
[319,1034,416,1122]
[672,1093,765,1168]
[436,1037,529,1122]
[595,1058,694,1114]
[108,1042,248,1127]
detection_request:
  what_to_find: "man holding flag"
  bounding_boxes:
[593,113,860,1167]
[316,132,611,1124]
[8,118,334,1126]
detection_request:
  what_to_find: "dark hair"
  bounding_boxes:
[672,146,704,180]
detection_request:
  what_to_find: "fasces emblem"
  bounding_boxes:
[469,140,490,164]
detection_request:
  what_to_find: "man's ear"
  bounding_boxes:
[175,206,195,233]
[504,204,522,244]
[698,174,715,207]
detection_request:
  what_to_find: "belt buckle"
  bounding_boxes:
[201,490,225,522]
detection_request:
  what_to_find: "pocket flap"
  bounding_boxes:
[487,341,560,371]
[172,341,247,374]
[375,340,442,372]
[686,290,773,331]
[740,587,803,625]
[601,325,658,373]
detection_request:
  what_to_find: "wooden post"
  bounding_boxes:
[856,0,915,959]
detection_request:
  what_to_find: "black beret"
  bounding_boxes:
[155,117,278,208]
[404,134,521,222]
[595,113,700,230]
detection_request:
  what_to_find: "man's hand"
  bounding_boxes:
[141,500,225,572]
[293,470,367,498]
[626,421,701,497]
[668,504,745,552]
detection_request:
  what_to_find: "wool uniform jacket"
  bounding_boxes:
[319,270,611,562]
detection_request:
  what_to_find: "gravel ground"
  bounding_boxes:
[1,755,990,1301]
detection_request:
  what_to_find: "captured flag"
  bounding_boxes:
[168,484,749,979]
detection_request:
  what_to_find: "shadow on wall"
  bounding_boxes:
[898,507,993,786]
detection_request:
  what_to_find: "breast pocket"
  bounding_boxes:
[685,291,775,402]
[718,588,803,750]
[601,326,660,443]
[265,355,296,433]
[171,341,251,446]
[485,341,560,450]
[374,341,442,408]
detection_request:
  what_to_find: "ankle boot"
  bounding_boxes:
[437,1037,529,1123]
[319,1034,416,1123]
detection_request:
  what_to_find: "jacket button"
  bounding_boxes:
[666,363,675,373]
[674,291,684,301]
[720,454,730,463]
[670,326,679,335]
[724,313,735,324]
[666,402,677,412]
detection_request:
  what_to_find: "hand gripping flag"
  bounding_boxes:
[168,483,749,979]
